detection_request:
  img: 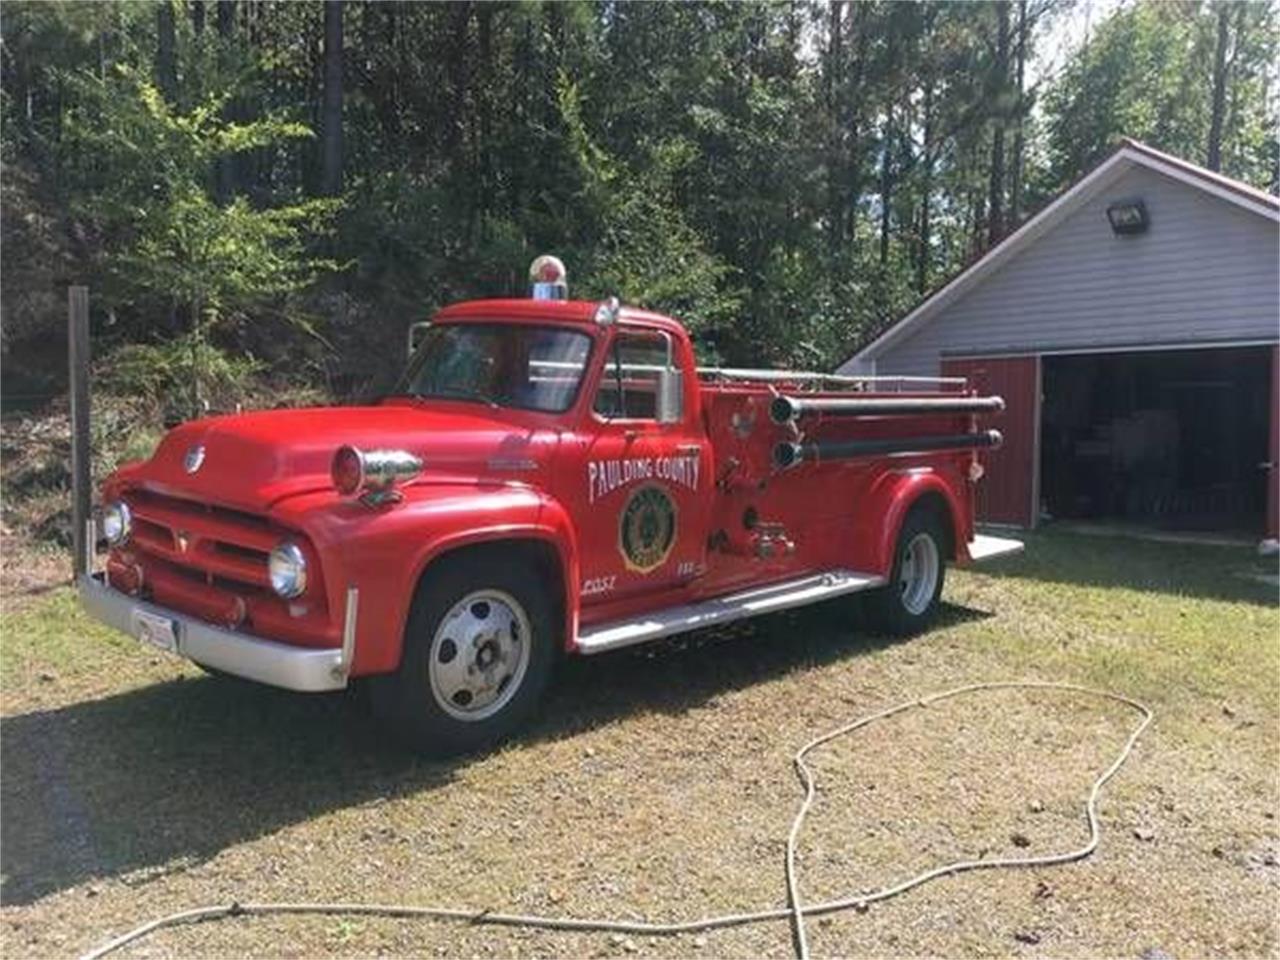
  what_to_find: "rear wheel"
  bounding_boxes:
[866,508,948,636]
[371,556,556,756]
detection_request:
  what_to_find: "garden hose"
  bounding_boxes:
[79,681,1152,960]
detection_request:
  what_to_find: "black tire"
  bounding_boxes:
[370,555,556,757]
[865,507,948,636]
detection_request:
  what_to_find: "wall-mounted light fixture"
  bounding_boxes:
[1106,198,1149,235]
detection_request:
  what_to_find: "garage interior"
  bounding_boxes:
[1040,346,1273,533]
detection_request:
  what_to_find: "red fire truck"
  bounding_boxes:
[80,257,1022,754]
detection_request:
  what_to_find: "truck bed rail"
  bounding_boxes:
[695,366,967,393]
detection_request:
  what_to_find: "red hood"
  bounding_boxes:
[113,404,559,511]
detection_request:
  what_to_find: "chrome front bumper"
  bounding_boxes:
[77,574,349,692]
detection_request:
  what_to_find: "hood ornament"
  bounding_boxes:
[184,444,206,474]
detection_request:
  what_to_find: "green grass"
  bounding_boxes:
[1,590,200,711]
[963,529,1278,713]
[1,529,1276,958]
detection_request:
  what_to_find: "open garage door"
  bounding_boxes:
[1269,346,1278,540]
[941,356,1039,527]
[1040,346,1272,535]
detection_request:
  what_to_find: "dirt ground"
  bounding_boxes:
[1,531,1277,959]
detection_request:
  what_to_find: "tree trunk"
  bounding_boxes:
[217,0,235,38]
[1206,2,1230,172]
[844,2,869,245]
[917,81,934,294]
[1010,0,1027,227]
[1223,3,1248,175]
[155,0,177,103]
[367,3,401,152]
[987,1,1010,247]
[825,0,844,254]
[321,0,345,197]
[215,0,235,203]
[969,188,986,261]
[477,2,494,234]
[879,106,892,267]
[192,0,205,37]
[444,2,472,157]
[879,22,897,268]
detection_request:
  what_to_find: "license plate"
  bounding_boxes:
[132,610,179,653]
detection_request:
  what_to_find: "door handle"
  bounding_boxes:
[676,444,702,455]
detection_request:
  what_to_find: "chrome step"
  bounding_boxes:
[576,568,886,655]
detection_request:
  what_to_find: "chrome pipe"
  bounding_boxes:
[774,429,1003,470]
[770,394,1005,424]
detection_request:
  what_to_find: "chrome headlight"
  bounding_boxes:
[331,445,423,498]
[268,541,308,599]
[102,501,132,546]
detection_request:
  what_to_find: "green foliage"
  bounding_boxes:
[97,337,263,413]
[1,0,1276,401]
[1043,1,1278,190]
[61,65,336,314]
[559,77,739,355]
[54,62,337,410]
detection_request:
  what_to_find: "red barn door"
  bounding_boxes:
[941,355,1040,527]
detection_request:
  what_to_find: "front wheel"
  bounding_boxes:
[370,556,556,757]
[865,508,948,636]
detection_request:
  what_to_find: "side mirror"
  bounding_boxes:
[407,321,432,358]
[655,367,683,424]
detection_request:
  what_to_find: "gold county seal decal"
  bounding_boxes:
[618,484,677,573]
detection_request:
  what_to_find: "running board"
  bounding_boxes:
[576,569,886,655]
[967,533,1025,563]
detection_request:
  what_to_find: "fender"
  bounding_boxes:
[853,466,971,576]
[274,483,578,676]
[402,491,581,659]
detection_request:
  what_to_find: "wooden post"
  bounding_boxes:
[69,286,92,579]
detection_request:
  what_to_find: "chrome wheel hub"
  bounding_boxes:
[899,532,940,616]
[428,589,531,721]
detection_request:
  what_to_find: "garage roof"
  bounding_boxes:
[843,140,1280,368]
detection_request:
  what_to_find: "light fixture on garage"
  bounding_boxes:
[1106,198,1149,235]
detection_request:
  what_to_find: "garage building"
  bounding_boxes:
[839,140,1279,542]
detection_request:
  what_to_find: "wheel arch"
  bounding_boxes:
[401,532,575,668]
[905,490,957,559]
[872,471,968,574]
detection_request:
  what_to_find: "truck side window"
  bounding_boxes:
[593,333,668,420]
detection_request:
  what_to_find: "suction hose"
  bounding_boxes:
[80,681,1151,960]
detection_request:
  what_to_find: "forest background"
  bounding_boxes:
[2,0,1276,418]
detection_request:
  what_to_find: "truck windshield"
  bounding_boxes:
[397,323,593,413]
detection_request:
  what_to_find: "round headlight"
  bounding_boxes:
[268,541,308,599]
[102,501,132,546]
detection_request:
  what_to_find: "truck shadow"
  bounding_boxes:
[0,598,989,906]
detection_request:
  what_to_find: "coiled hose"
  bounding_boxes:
[80,681,1152,960]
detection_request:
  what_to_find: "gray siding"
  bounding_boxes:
[864,164,1279,377]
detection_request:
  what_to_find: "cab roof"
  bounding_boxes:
[432,298,687,338]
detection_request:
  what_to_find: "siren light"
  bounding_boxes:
[529,255,568,300]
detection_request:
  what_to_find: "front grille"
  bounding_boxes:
[108,490,336,646]
[125,490,279,593]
